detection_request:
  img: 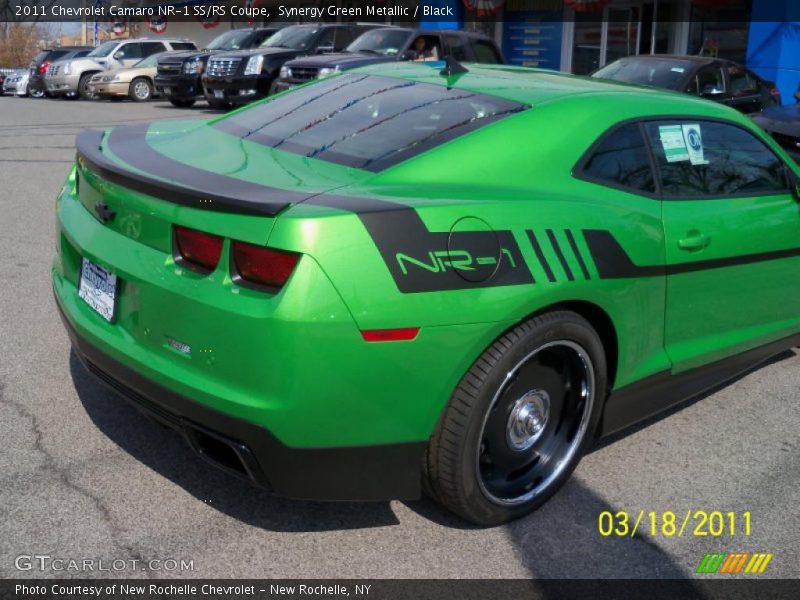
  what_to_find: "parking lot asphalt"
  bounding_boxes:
[0,95,798,580]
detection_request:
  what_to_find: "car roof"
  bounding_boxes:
[348,62,743,116]
[611,54,731,66]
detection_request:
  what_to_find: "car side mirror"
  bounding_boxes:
[113,51,124,59]
[316,46,334,54]
[398,50,416,61]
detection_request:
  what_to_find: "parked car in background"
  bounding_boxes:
[3,70,31,96]
[28,46,91,98]
[752,83,800,164]
[155,28,279,108]
[89,52,166,102]
[275,27,504,93]
[202,23,379,110]
[592,55,781,114]
[47,39,196,100]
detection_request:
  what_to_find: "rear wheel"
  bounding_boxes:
[425,310,606,526]
[169,98,195,108]
[129,77,153,102]
[29,86,45,99]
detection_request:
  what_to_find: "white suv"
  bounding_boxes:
[46,38,196,99]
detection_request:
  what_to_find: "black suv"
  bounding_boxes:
[29,46,91,98]
[274,28,504,93]
[201,23,379,110]
[155,27,279,108]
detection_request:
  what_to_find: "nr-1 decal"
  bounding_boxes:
[312,196,534,293]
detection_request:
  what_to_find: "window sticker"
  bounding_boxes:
[682,123,709,165]
[659,125,690,163]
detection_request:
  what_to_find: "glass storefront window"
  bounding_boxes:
[688,0,753,63]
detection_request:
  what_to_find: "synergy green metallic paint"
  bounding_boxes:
[53,62,800,524]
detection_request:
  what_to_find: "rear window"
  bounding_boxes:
[215,74,524,171]
[593,58,693,89]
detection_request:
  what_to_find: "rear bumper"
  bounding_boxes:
[56,293,425,501]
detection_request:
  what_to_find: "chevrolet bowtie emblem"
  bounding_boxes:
[94,202,116,223]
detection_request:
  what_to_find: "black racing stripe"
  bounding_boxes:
[93,124,318,216]
[76,129,278,217]
[546,229,574,281]
[668,246,800,274]
[565,229,591,280]
[583,230,665,279]
[526,230,556,283]
[583,228,800,278]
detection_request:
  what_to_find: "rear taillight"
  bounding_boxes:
[38,61,49,75]
[173,226,223,273]
[231,242,300,291]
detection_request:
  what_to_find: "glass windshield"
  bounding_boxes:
[88,42,118,58]
[133,54,162,68]
[215,74,525,172]
[207,30,251,51]
[592,59,693,89]
[347,29,411,56]
[261,26,318,50]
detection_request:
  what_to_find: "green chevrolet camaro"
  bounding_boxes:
[53,61,800,525]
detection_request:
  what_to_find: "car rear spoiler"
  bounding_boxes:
[75,128,295,217]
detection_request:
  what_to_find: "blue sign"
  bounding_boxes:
[502,9,564,71]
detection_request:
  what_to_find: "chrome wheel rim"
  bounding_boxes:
[476,340,595,506]
[134,81,149,99]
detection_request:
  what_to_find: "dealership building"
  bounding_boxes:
[117,0,799,103]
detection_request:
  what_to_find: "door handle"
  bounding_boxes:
[678,232,710,251]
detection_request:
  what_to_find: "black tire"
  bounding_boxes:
[78,73,98,100]
[129,77,153,102]
[206,97,229,111]
[29,86,45,99]
[425,310,607,526]
[169,98,195,108]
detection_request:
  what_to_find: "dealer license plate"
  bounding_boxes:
[78,259,117,322]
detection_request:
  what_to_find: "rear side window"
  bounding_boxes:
[578,123,656,194]
[472,41,502,64]
[216,73,525,171]
[644,121,788,197]
[141,42,166,57]
[727,66,757,93]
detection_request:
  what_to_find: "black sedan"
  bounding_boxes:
[592,54,780,114]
